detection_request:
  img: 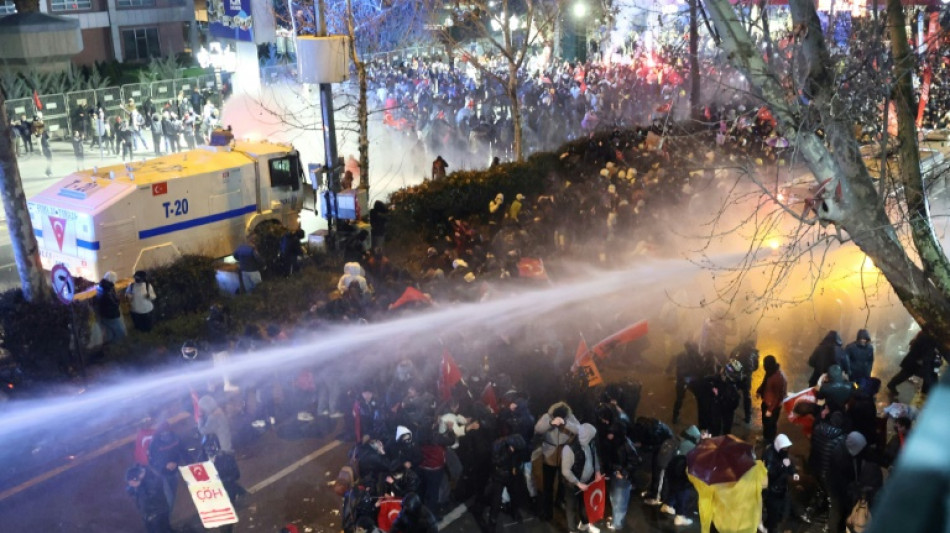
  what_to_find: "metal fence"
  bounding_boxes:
[14,76,222,141]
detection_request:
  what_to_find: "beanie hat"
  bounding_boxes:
[845,431,867,456]
[774,433,792,452]
[104,271,118,283]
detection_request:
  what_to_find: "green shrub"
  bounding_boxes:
[146,254,218,321]
[0,289,91,378]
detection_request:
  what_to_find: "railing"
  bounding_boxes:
[6,75,220,140]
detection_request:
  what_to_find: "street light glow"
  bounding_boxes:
[572,2,587,18]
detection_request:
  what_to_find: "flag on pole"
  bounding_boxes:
[590,320,649,360]
[576,353,604,388]
[439,349,462,400]
[572,337,590,372]
[33,89,43,111]
[583,476,607,523]
[377,497,402,532]
[481,382,498,413]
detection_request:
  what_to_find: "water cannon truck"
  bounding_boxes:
[27,140,304,282]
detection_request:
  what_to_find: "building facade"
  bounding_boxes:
[0,0,197,65]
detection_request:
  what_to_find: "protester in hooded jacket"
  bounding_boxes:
[560,423,602,533]
[598,421,638,530]
[887,330,948,396]
[96,271,127,342]
[496,394,536,498]
[757,355,787,445]
[473,434,529,532]
[390,425,423,474]
[809,411,848,507]
[338,261,370,295]
[808,331,845,386]
[390,491,439,533]
[198,395,246,502]
[126,464,172,533]
[148,426,185,511]
[534,401,581,521]
[762,434,799,533]
[669,341,703,425]
[828,431,883,532]
[817,364,855,415]
[845,329,874,384]
[660,425,701,527]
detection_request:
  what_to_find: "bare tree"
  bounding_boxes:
[699,0,950,346]
[431,0,564,161]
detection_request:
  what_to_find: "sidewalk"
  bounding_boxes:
[14,137,173,184]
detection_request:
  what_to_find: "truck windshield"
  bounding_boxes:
[269,155,301,190]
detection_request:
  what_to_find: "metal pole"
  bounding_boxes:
[316,0,341,249]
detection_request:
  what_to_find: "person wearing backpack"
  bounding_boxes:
[561,423,603,533]
[126,270,157,332]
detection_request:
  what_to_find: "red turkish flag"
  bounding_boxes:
[152,182,168,196]
[377,497,402,532]
[783,387,817,438]
[389,286,433,310]
[571,337,589,372]
[188,463,211,482]
[439,349,462,401]
[481,382,498,413]
[517,257,548,280]
[583,476,607,523]
[134,428,155,465]
[33,89,43,111]
[590,320,649,360]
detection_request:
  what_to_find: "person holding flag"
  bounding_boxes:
[561,422,604,533]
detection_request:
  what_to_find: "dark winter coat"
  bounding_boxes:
[809,417,847,483]
[96,279,121,319]
[130,468,170,524]
[817,365,855,414]
[763,445,797,497]
[490,434,525,482]
[148,429,185,478]
[808,331,845,386]
[845,330,874,382]
[390,492,439,533]
[900,331,945,378]
[497,398,535,462]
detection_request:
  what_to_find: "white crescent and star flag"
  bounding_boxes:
[584,476,607,524]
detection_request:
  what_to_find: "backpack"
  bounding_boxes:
[847,497,870,532]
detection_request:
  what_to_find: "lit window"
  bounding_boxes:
[117,0,156,6]
[0,0,16,14]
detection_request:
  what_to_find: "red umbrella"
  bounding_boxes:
[686,435,756,485]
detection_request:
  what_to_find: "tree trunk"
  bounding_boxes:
[704,0,950,342]
[509,62,524,162]
[0,91,50,302]
[689,0,701,121]
[345,0,370,191]
[885,0,950,295]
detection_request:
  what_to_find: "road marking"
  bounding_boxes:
[247,439,343,494]
[0,411,191,502]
